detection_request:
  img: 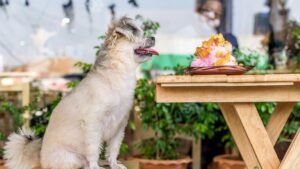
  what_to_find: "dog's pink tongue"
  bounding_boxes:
[137,48,160,56]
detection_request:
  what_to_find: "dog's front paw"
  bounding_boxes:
[89,163,105,169]
[111,163,127,169]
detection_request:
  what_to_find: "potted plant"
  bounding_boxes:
[286,21,300,69]
[133,79,219,169]
[0,100,26,167]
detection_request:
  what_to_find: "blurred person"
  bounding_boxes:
[198,0,239,48]
[197,0,222,32]
[177,0,238,49]
[175,0,220,37]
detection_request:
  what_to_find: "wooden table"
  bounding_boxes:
[155,74,300,169]
[0,72,37,127]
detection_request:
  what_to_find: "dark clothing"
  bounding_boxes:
[223,33,239,49]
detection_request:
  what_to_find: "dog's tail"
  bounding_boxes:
[4,128,42,169]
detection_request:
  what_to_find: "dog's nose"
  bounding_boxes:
[146,36,155,47]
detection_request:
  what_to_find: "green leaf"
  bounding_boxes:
[129,120,136,130]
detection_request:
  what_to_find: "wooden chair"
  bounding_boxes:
[0,72,36,126]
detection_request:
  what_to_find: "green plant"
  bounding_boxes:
[0,90,62,138]
[286,21,300,63]
[95,35,106,56]
[291,22,300,61]
[0,98,26,157]
[281,102,300,141]
[30,94,62,137]
[134,79,220,160]
[292,25,300,42]
[233,48,270,70]
[135,15,160,37]
[74,61,93,73]
[0,102,24,129]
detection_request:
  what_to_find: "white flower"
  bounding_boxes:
[134,106,141,112]
[42,107,48,112]
[35,111,43,116]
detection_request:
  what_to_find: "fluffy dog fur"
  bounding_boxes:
[4,16,156,169]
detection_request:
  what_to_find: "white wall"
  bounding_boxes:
[233,0,300,35]
[232,0,268,35]
[287,0,300,21]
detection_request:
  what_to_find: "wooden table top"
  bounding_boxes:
[156,74,300,84]
[155,74,300,103]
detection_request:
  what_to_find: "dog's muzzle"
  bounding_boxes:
[134,37,159,56]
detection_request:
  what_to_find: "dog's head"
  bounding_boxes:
[107,17,159,63]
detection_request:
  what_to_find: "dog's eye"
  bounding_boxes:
[131,27,138,34]
[125,23,141,36]
[131,26,142,36]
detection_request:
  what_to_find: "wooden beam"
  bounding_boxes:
[22,83,31,127]
[0,84,23,91]
[233,103,280,169]
[0,82,31,127]
[156,74,300,83]
[266,102,296,145]
[192,139,201,169]
[0,72,37,77]
[279,130,300,169]
[156,83,300,103]
[219,103,261,168]
[161,82,293,87]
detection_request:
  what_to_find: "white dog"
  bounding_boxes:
[4,16,158,169]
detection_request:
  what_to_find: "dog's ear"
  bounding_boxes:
[114,17,141,40]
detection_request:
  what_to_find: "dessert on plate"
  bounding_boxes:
[191,34,237,67]
[186,34,252,75]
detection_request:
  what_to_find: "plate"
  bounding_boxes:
[185,66,254,75]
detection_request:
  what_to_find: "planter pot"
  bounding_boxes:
[122,160,139,169]
[97,160,139,169]
[213,140,292,169]
[213,154,245,169]
[129,157,192,169]
[0,159,6,169]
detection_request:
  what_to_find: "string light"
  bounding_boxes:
[61,17,71,27]
[25,0,29,6]
[19,41,26,46]
[0,0,5,7]
[128,0,138,8]
[108,3,116,20]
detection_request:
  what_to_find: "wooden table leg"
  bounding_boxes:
[220,103,280,169]
[279,129,300,169]
[219,103,261,168]
[192,139,201,169]
[22,82,31,127]
[266,102,296,145]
